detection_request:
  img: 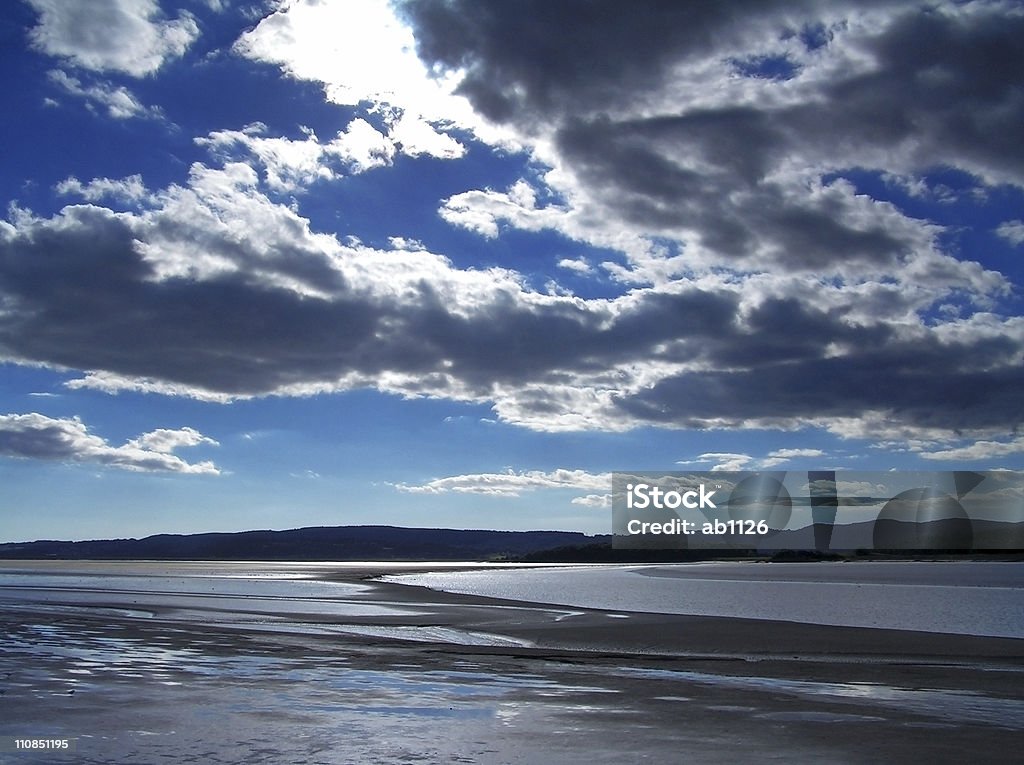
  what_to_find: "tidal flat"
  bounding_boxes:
[1,561,1022,764]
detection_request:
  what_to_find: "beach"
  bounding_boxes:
[1,561,1022,763]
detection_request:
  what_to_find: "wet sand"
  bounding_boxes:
[1,561,1022,763]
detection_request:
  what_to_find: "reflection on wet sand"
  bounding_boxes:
[1,561,1023,764]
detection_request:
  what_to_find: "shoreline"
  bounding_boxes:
[2,560,1023,763]
[5,559,1024,660]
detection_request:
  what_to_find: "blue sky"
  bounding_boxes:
[1,0,1023,542]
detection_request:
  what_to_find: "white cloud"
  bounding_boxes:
[395,468,610,497]
[335,118,400,171]
[678,453,755,472]
[0,413,219,474]
[47,70,160,120]
[196,120,396,192]
[234,0,514,149]
[57,174,152,205]
[680,448,828,470]
[557,258,593,275]
[571,493,612,508]
[760,447,827,467]
[28,0,199,76]
[996,220,1024,247]
[918,437,1024,461]
[388,113,466,159]
[767,448,826,459]
[440,181,579,242]
[825,412,990,445]
[126,426,218,454]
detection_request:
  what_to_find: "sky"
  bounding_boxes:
[1,0,1023,542]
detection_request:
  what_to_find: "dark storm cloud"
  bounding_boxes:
[2,189,1019,436]
[555,113,916,269]
[2,1,1021,443]
[822,7,1024,180]
[617,338,1024,433]
[411,284,740,388]
[615,292,1021,433]
[403,0,1023,173]
[0,197,738,399]
[403,1,1024,270]
[381,0,1024,438]
[704,296,894,368]
[0,206,374,394]
[399,0,829,122]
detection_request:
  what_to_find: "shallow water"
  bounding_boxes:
[2,562,1022,763]
[614,667,1024,730]
[3,612,1020,765]
[0,618,611,764]
[386,561,1024,638]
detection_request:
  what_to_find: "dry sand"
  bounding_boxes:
[1,562,1022,763]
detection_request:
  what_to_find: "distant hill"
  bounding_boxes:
[4,519,1020,562]
[0,525,611,561]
